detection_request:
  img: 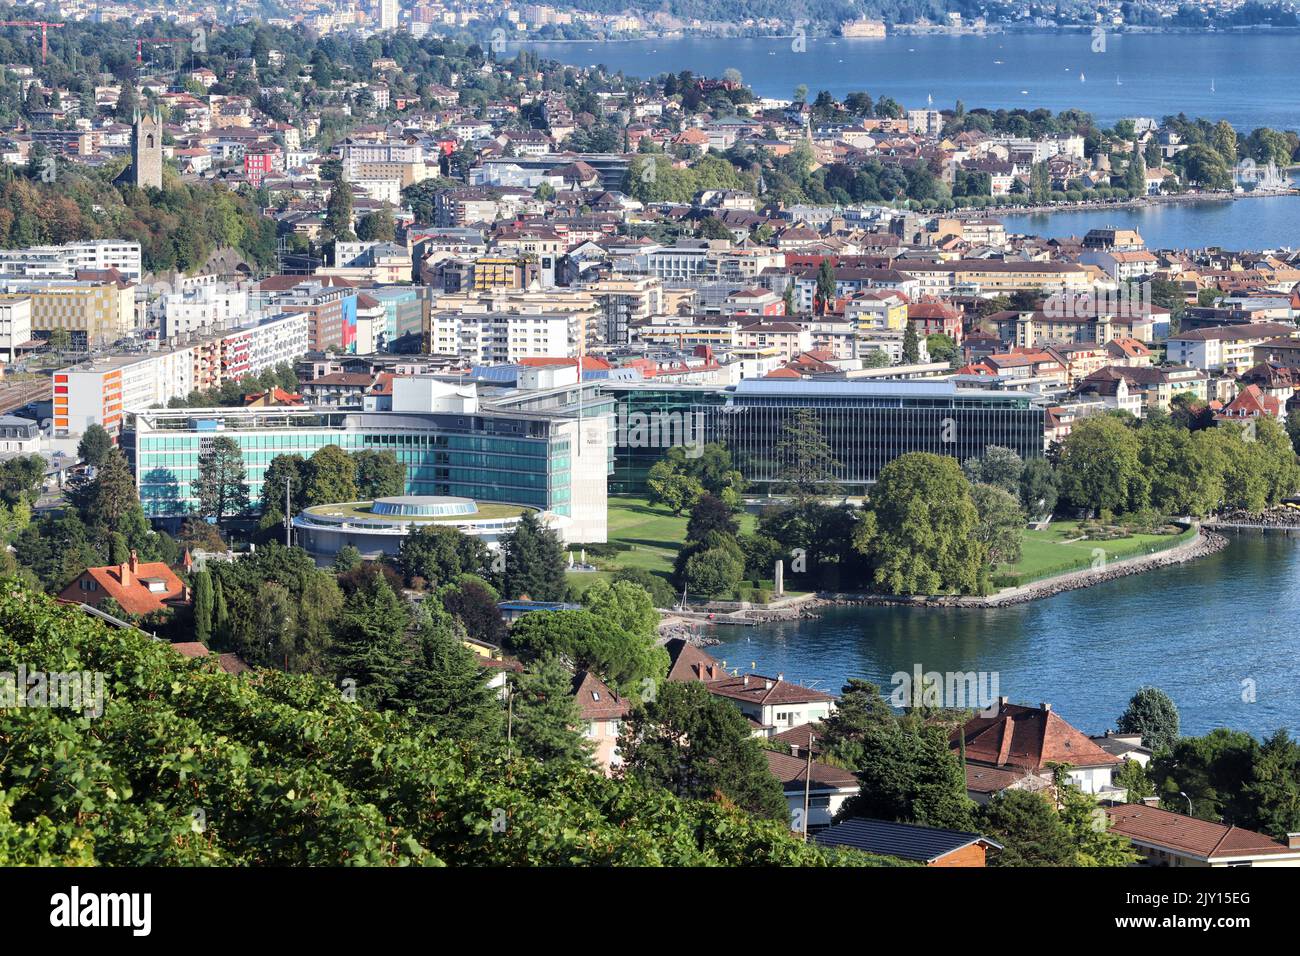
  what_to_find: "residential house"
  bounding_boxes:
[1105,805,1300,867]
[815,818,1003,867]
[953,700,1122,799]
[59,551,189,618]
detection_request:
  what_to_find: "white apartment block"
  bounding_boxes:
[0,241,143,281]
[160,284,250,340]
[0,297,31,362]
[428,310,579,364]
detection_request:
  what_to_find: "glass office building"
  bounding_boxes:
[712,379,1045,493]
[126,382,615,541]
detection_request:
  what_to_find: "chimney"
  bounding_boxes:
[777,673,784,682]
[742,674,749,687]
[1288,833,1300,850]
[998,696,1008,708]
[129,549,139,574]
[119,560,131,587]
[1041,702,1052,712]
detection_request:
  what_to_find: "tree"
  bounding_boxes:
[646,459,703,515]
[196,436,250,522]
[685,494,738,542]
[1019,457,1059,517]
[400,600,503,739]
[815,259,836,314]
[962,446,1024,495]
[439,576,508,646]
[1056,415,1148,515]
[353,450,406,500]
[75,448,138,530]
[773,408,841,500]
[981,789,1075,866]
[509,653,593,765]
[324,179,355,240]
[329,571,411,709]
[397,525,488,589]
[304,445,357,505]
[970,483,1024,568]
[260,454,307,515]
[610,567,677,609]
[500,511,567,602]
[682,546,744,597]
[818,679,895,766]
[506,603,666,696]
[355,207,396,242]
[902,322,921,364]
[865,453,984,595]
[193,569,214,644]
[618,680,789,822]
[838,721,976,832]
[76,424,113,468]
[1114,758,1155,802]
[926,333,958,366]
[1117,686,1181,754]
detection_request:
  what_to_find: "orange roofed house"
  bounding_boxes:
[953,700,1123,803]
[60,551,190,618]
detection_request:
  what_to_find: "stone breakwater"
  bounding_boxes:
[741,529,1227,615]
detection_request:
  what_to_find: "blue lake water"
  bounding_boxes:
[524,32,1300,129]
[709,534,1300,739]
[526,33,1300,249]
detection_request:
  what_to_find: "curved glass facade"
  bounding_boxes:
[371,497,478,517]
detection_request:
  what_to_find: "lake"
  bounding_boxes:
[997,196,1300,251]
[524,32,1300,130]
[709,534,1300,739]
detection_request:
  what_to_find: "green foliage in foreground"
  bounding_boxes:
[0,581,900,867]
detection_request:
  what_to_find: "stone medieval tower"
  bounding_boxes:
[131,109,163,190]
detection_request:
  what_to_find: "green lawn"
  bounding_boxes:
[566,495,757,597]
[1003,520,1196,586]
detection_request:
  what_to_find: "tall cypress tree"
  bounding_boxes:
[193,570,214,644]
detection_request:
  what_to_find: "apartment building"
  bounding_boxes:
[0,277,136,350]
[427,310,582,364]
[0,298,32,362]
[53,313,309,437]
[0,241,143,281]
[588,275,664,345]
[1166,322,1296,374]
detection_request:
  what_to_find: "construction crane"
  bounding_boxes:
[0,20,65,64]
[132,36,190,65]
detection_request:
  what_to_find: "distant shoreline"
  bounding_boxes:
[958,189,1300,219]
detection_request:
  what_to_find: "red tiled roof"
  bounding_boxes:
[764,749,858,791]
[59,556,186,617]
[571,671,629,721]
[954,702,1121,772]
[1105,805,1298,861]
[664,637,727,683]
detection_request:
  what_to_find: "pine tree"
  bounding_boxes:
[329,572,411,709]
[500,511,568,601]
[783,283,796,317]
[400,601,503,739]
[193,569,214,644]
[213,575,228,640]
[196,436,250,521]
[509,653,592,765]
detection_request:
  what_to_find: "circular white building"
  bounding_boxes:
[292,495,569,566]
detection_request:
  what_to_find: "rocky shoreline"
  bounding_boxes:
[657,530,1227,638]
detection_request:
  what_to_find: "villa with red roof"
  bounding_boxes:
[59,551,189,619]
[953,700,1122,800]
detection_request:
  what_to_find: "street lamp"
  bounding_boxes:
[1178,791,1193,815]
